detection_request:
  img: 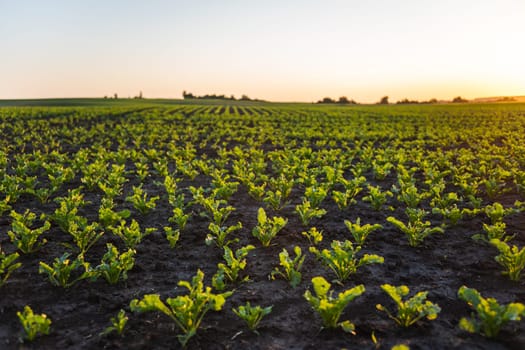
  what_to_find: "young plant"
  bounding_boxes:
[95,243,136,285]
[323,165,344,188]
[98,164,128,199]
[125,185,159,215]
[191,186,235,226]
[163,226,181,248]
[210,169,239,200]
[363,185,393,211]
[110,219,155,249]
[135,160,150,181]
[38,162,75,201]
[270,246,305,288]
[458,286,525,338]
[98,197,130,229]
[387,216,444,247]
[490,239,525,281]
[247,181,266,201]
[101,309,128,336]
[178,160,199,180]
[472,222,514,243]
[395,184,429,208]
[17,305,52,342]
[484,202,515,224]
[67,221,103,255]
[302,227,323,246]
[430,191,459,210]
[332,190,356,210]
[431,205,464,227]
[332,175,366,210]
[130,270,232,347]
[251,207,287,247]
[38,252,95,288]
[205,222,242,248]
[164,174,185,208]
[233,302,272,334]
[168,207,190,231]
[310,240,384,282]
[265,174,293,210]
[376,284,441,327]
[0,248,21,287]
[304,276,365,333]
[1,174,24,207]
[295,199,327,226]
[304,185,328,208]
[8,210,50,253]
[344,218,382,245]
[80,158,109,190]
[51,189,88,233]
[0,198,11,217]
[372,160,393,180]
[263,190,289,211]
[484,175,509,199]
[212,245,255,290]
[193,158,212,176]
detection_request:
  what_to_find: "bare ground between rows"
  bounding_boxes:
[0,166,524,350]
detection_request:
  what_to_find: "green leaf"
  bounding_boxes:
[459,317,477,333]
[311,276,331,298]
[339,320,355,334]
[257,207,267,224]
[503,303,525,321]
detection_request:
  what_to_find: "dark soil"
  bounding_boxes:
[0,106,524,350]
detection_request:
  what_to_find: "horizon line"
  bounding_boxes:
[1,94,525,104]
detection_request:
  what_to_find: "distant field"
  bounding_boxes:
[1,97,525,108]
[0,98,271,107]
[0,102,524,349]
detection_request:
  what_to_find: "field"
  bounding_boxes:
[0,101,524,349]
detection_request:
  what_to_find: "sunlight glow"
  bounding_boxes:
[1,0,523,102]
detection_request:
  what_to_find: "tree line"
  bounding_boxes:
[182,91,265,102]
[317,96,469,105]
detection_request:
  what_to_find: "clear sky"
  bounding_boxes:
[1,0,524,102]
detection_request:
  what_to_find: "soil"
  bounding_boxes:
[0,108,524,350]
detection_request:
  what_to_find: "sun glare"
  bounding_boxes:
[0,0,523,101]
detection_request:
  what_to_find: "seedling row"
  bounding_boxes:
[0,103,524,349]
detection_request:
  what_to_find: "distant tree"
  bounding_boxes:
[396,98,419,104]
[139,91,143,99]
[183,91,194,99]
[452,96,468,103]
[317,97,336,104]
[378,96,389,104]
[103,95,108,99]
[181,91,263,101]
[114,93,118,99]
[198,94,226,100]
[428,98,438,104]
[336,96,357,104]
[496,96,516,102]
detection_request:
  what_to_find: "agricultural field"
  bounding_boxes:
[0,102,524,349]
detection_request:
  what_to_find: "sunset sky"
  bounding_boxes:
[1,0,524,103]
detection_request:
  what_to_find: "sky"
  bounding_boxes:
[1,0,524,103]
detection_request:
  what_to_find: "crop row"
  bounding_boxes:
[0,104,524,348]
